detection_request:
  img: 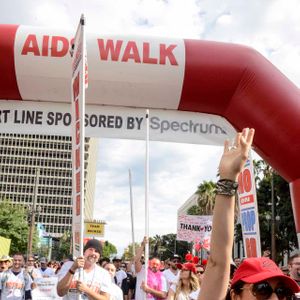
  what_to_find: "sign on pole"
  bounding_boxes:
[84,221,105,238]
[177,215,213,250]
[71,14,88,258]
[237,151,262,258]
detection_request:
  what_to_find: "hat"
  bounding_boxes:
[0,255,12,262]
[84,239,102,255]
[40,257,47,263]
[112,256,122,262]
[171,254,181,261]
[231,257,299,293]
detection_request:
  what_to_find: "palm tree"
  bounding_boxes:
[195,180,216,215]
[151,234,162,257]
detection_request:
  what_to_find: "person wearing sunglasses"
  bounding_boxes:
[163,254,181,291]
[195,265,205,286]
[196,128,300,300]
[167,262,200,300]
[226,257,299,300]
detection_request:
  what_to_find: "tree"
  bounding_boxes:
[187,205,202,215]
[122,242,140,261]
[52,231,71,260]
[255,161,297,261]
[102,241,117,258]
[195,181,216,215]
[0,200,30,254]
[153,233,190,261]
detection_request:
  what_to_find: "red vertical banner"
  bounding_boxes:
[237,151,261,258]
[71,15,87,258]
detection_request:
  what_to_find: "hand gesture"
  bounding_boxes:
[76,280,89,293]
[219,128,255,181]
[141,236,148,247]
[71,256,85,271]
[141,281,149,293]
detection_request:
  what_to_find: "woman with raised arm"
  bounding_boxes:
[198,128,253,300]
[198,128,300,300]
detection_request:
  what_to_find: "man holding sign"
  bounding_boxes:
[57,239,111,300]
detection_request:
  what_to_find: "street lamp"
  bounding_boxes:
[27,168,41,257]
[270,170,276,261]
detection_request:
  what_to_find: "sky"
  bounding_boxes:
[1,0,300,255]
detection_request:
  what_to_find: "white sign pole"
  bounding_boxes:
[144,110,150,300]
[237,150,262,257]
[71,15,87,300]
[71,14,86,257]
[129,169,136,257]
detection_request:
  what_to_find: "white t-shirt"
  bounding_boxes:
[0,269,32,300]
[163,268,179,290]
[38,267,55,277]
[135,266,168,300]
[108,282,123,300]
[170,284,200,300]
[57,261,111,300]
[115,269,127,287]
[26,266,42,280]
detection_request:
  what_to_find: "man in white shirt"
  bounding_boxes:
[163,254,181,290]
[38,257,55,277]
[112,257,127,288]
[0,253,33,300]
[57,239,111,300]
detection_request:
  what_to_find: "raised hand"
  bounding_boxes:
[218,128,255,181]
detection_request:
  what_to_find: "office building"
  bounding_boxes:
[0,133,98,238]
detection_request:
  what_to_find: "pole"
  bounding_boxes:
[28,168,40,257]
[129,169,136,257]
[174,239,176,254]
[271,170,276,261]
[144,110,150,300]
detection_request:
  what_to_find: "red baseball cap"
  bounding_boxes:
[231,257,299,293]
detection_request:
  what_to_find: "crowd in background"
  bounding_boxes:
[1,247,300,300]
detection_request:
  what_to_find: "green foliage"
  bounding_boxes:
[150,233,189,261]
[123,234,190,262]
[255,161,297,259]
[0,200,29,254]
[195,181,216,215]
[102,240,117,258]
[52,231,71,260]
[123,242,140,260]
[187,205,202,215]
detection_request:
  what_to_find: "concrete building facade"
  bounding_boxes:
[0,133,98,238]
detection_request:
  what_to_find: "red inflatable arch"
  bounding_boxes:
[1,24,300,240]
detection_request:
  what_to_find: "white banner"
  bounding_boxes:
[71,16,87,258]
[237,152,261,258]
[14,26,185,109]
[32,277,61,300]
[0,100,236,145]
[177,215,213,247]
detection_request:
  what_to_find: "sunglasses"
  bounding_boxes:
[247,282,294,300]
[196,270,204,274]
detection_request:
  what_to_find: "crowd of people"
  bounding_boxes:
[1,128,300,300]
[1,247,300,300]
